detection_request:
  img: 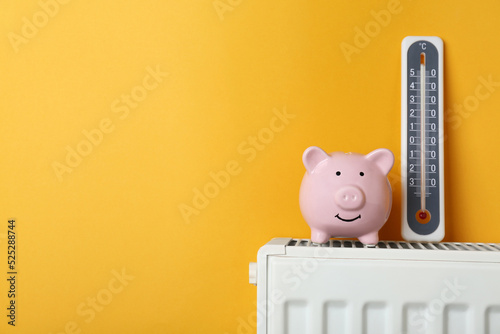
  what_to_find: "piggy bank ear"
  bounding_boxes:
[365,148,394,175]
[303,146,329,173]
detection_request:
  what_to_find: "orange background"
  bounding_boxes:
[1,0,500,333]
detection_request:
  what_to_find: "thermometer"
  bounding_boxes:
[401,36,444,242]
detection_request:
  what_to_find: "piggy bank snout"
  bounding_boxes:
[334,185,365,210]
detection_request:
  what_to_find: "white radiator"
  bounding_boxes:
[249,238,500,334]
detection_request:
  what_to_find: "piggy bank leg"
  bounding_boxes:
[358,232,379,245]
[311,229,330,244]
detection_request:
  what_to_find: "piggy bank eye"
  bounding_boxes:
[360,172,365,176]
[336,171,341,176]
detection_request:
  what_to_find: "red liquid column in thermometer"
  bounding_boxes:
[417,52,431,224]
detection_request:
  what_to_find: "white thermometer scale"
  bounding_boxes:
[401,36,445,242]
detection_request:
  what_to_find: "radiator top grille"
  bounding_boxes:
[287,239,500,251]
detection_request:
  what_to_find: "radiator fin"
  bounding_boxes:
[403,303,427,334]
[487,306,500,334]
[324,301,347,334]
[444,304,469,334]
[285,301,307,334]
[362,302,387,334]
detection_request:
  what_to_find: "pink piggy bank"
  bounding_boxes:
[299,147,394,245]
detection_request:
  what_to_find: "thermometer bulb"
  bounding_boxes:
[416,209,431,224]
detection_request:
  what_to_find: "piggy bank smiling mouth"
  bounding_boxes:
[335,214,361,222]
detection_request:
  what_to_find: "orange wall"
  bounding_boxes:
[1,1,499,333]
